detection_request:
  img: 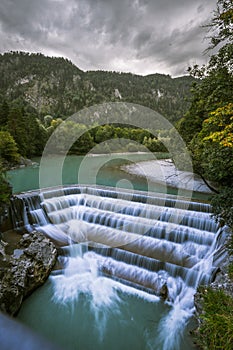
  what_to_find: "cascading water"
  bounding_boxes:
[14,185,228,350]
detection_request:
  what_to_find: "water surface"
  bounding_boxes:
[8,153,211,201]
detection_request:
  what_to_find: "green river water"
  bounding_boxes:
[8,153,211,201]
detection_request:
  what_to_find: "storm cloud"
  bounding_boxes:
[0,0,216,76]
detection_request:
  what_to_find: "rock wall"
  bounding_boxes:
[0,231,57,316]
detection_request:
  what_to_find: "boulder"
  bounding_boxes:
[0,231,57,316]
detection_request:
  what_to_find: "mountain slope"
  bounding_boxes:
[0,51,194,122]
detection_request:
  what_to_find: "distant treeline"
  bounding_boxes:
[0,99,168,165]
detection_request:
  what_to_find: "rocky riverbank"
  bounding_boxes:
[0,231,57,316]
[121,159,214,193]
[195,250,233,318]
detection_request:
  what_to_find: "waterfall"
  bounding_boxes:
[12,185,228,350]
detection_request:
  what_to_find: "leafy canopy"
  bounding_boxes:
[177,0,233,228]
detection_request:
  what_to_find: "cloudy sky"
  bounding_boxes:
[0,0,217,76]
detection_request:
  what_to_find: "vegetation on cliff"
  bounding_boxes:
[177,0,233,229]
[0,163,12,223]
[0,51,193,123]
[178,0,233,347]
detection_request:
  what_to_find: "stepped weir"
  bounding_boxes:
[11,185,227,296]
[12,185,229,349]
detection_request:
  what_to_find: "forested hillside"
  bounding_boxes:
[0,51,193,122]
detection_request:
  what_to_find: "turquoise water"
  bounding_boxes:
[8,153,211,201]
[7,154,164,193]
[18,277,169,350]
[17,250,197,350]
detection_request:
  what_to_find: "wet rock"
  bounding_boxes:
[0,231,57,316]
[160,282,168,300]
[0,240,7,258]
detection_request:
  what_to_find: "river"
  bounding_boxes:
[7,153,211,201]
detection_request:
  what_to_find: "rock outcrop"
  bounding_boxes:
[0,231,57,316]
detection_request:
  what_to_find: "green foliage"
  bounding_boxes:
[177,0,233,228]
[71,127,95,154]
[195,287,233,350]
[205,0,233,50]
[211,187,233,229]
[143,136,167,152]
[0,162,12,218]
[228,263,233,279]
[46,120,95,154]
[202,103,233,147]
[0,130,20,164]
[190,135,233,186]
[0,100,9,126]
[3,101,48,157]
[45,119,168,155]
[189,103,233,189]
[44,115,53,127]
[178,0,233,144]
[7,105,28,156]
[94,125,115,143]
[177,67,233,144]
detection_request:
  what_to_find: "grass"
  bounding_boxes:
[195,232,233,349]
[228,262,233,280]
[195,287,233,349]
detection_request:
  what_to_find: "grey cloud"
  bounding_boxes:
[133,30,153,50]
[134,21,209,75]
[0,0,217,76]
[197,4,205,13]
